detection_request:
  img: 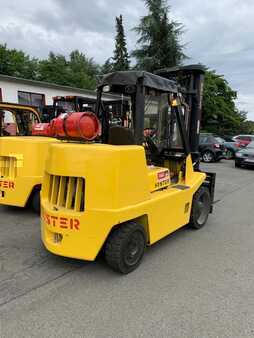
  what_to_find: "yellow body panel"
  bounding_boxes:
[41,143,206,261]
[0,137,59,207]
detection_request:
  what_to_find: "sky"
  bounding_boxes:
[0,0,253,120]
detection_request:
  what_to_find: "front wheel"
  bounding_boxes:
[105,222,146,274]
[189,187,211,229]
[202,151,214,163]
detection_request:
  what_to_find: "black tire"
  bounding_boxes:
[105,221,146,274]
[189,187,211,230]
[202,150,214,163]
[32,189,40,214]
[235,161,241,168]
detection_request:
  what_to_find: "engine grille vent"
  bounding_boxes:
[0,156,17,179]
[47,174,85,212]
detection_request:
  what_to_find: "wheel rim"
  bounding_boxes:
[203,152,213,162]
[195,192,210,225]
[124,231,145,267]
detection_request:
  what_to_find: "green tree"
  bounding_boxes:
[202,70,247,135]
[101,58,114,74]
[237,114,254,134]
[244,120,254,134]
[68,50,99,89]
[38,50,99,89]
[112,15,130,71]
[0,43,100,89]
[0,43,38,79]
[132,0,187,72]
[38,52,70,85]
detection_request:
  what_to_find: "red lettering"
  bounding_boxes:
[51,216,58,227]
[43,213,80,231]
[9,182,15,189]
[0,180,15,189]
[45,214,50,225]
[73,219,80,230]
[69,218,80,230]
[59,217,68,229]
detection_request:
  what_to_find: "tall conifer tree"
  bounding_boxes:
[132,0,187,72]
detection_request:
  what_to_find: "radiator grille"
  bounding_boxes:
[0,156,17,179]
[47,175,85,212]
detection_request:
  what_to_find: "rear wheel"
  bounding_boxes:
[189,187,211,229]
[31,189,40,214]
[105,221,146,274]
[202,151,214,163]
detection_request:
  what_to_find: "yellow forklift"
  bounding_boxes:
[0,102,58,213]
[0,96,128,213]
[43,95,130,123]
[0,101,40,136]
[41,67,216,273]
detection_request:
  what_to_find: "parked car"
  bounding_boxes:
[235,141,254,168]
[222,135,235,142]
[214,136,240,159]
[232,135,254,147]
[199,133,226,163]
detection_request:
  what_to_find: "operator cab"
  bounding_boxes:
[49,95,130,124]
[51,96,97,120]
[96,71,191,184]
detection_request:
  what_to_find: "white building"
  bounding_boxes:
[0,74,119,108]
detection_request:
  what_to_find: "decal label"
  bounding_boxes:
[157,170,169,182]
[155,179,170,189]
[0,180,15,189]
[155,170,170,189]
[43,212,80,230]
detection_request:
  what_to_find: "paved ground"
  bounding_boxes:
[0,160,254,337]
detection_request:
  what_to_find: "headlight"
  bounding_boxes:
[235,152,243,157]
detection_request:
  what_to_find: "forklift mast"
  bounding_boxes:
[155,65,205,154]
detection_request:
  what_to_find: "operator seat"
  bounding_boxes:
[108,126,135,145]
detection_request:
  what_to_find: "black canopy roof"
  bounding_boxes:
[155,64,206,76]
[98,71,178,93]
